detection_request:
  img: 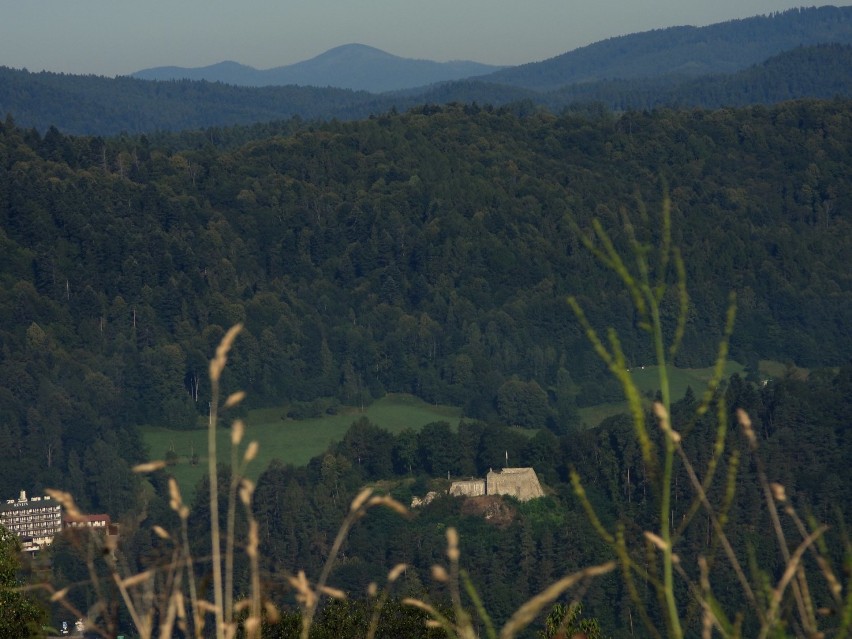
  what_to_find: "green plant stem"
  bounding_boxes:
[650,296,682,639]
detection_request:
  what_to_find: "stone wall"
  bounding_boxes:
[448,468,544,502]
[486,468,544,501]
[449,479,486,497]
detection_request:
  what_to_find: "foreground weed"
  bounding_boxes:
[402,526,615,639]
[43,324,412,639]
[568,197,850,638]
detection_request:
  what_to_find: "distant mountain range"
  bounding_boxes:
[131,44,506,93]
[129,7,852,94]
[2,6,851,135]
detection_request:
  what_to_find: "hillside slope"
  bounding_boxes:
[543,43,852,110]
[480,5,852,90]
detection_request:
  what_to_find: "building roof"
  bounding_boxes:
[0,493,58,513]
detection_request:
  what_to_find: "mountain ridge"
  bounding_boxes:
[128,6,852,95]
[478,5,852,89]
[3,44,851,136]
[132,43,506,93]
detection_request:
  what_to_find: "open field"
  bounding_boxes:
[144,362,745,494]
[141,393,462,496]
[578,360,745,428]
[758,359,810,380]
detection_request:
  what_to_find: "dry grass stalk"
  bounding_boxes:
[295,486,411,639]
[405,523,614,639]
[364,564,411,639]
[44,488,83,520]
[207,324,242,639]
[758,525,828,639]
[673,433,762,622]
[497,562,616,639]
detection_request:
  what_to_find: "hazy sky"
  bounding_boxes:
[2,1,847,76]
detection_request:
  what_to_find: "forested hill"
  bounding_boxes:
[0,69,387,136]
[480,5,852,90]
[1,100,851,504]
[418,44,852,114]
[544,43,852,110]
[3,44,852,136]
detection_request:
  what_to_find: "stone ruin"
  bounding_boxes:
[411,467,545,508]
[450,467,544,502]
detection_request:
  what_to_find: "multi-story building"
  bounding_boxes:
[0,490,63,551]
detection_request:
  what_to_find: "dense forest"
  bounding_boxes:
[0,98,850,635]
[544,44,852,110]
[1,99,851,497]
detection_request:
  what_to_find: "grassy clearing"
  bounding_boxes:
[578,360,744,429]
[141,393,462,496]
[143,362,744,494]
[758,358,810,380]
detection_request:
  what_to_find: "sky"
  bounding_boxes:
[1,1,847,76]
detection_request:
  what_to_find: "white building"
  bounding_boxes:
[0,490,63,551]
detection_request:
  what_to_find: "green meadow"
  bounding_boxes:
[140,393,461,496]
[143,361,747,496]
[577,360,745,427]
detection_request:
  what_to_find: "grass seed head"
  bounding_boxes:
[244,440,259,462]
[50,587,70,602]
[231,419,245,446]
[644,531,670,552]
[132,460,167,473]
[225,391,246,409]
[737,408,757,448]
[240,479,255,506]
[431,565,449,582]
[770,482,787,502]
[264,601,281,624]
[319,585,347,600]
[446,527,460,562]
[388,563,408,582]
[152,525,171,540]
